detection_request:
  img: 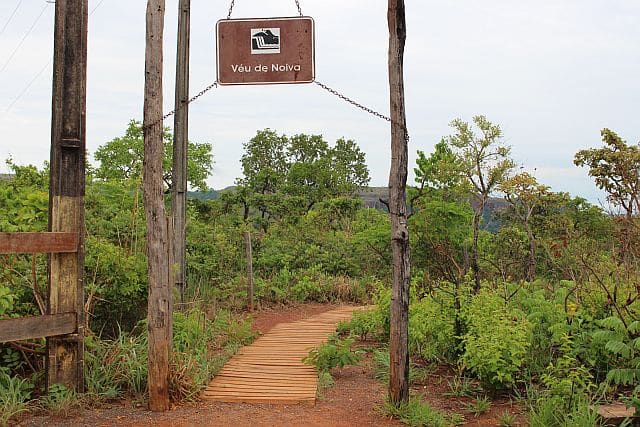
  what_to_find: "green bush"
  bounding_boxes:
[409,296,456,362]
[303,335,361,372]
[461,289,532,390]
[0,367,32,426]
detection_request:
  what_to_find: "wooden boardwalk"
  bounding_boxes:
[203,306,362,405]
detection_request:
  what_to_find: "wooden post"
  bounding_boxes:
[387,0,410,405]
[47,0,88,393]
[144,0,171,412]
[172,0,190,305]
[244,230,254,312]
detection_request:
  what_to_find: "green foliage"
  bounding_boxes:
[574,128,640,217]
[445,375,481,398]
[303,335,361,372]
[316,370,335,399]
[0,287,15,317]
[0,367,32,426]
[594,317,640,387]
[84,309,255,403]
[461,290,532,389]
[40,383,78,417]
[94,119,213,190]
[409,296,456,363]
[465,395,491,417]
[528,396,599,427]
[382,397,460,427]
[338,308,382,341]
[498,411,516,427]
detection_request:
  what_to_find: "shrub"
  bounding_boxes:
[461,289,532,390]
[303,335,361,372]
[0,367,32,426]
[409,296,456,362]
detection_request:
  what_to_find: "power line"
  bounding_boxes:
[0,2,49,73]
[5,0,106,112]
[4,58,51,113]
[90,0,106,15]
[0,0,23,38]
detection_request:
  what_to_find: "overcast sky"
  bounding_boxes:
[1,1,639,203]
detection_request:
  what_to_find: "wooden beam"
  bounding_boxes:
[47,0,87,393]
[0,232,79,254]
[0,313,76,343]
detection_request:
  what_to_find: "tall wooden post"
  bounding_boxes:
[244,230,254,312]
[144,0,172,412]
[387,0,410,405]
[47,0,88,392]
[172,0,190,305]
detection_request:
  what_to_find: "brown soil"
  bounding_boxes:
[18,303,526,426]
[20,304,398,427]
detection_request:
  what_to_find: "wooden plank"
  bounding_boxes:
[204,306,361,405]
[0,232,79,254]
[0,313,76,342]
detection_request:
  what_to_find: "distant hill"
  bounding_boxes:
[187,185,508,231]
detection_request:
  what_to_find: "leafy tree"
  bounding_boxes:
[448,116,515,293]
[94,120,213,191]
[499,172,550,281]
[574,129,640,262]
[234,129,370,229]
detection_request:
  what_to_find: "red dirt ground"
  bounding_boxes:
[18,303,525,426]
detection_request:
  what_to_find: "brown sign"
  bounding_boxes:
[216,17,315,85]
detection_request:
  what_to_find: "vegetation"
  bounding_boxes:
[2,120,640,424]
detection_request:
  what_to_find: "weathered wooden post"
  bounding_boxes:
[244,230,254,312]
[172,0,190,305]
[47,0,88,392]
[144,0,172,412]
[387,0,410,405]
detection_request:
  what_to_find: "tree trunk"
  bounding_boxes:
[143,0,171,412]
[525,221,536,282]
[387,0,410,406]
[471,199,484,294]
[244,230,254,312]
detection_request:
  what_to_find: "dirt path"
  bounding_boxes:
[21,303,399,427]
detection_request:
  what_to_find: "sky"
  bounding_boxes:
[1,1,639,204]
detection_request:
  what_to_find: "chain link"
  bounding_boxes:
[226,0,235,20]
[227,0,303,19]
[143,82,219,133]
[314,80,409,142]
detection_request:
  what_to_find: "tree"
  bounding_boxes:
[499,172,549,281]
[94,120,213,191]
[574,129,640,262]
[448,115,515,293]
[235,129,370,227]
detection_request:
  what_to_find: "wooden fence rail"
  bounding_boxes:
[0,313,77,343]
[0,232,79,254]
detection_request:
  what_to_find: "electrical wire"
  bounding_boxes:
[0,2,49,73]
[0,0,23,38]
[5,0,106,112]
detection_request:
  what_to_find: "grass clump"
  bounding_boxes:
[0,367,32,426]
[382,397,462,427]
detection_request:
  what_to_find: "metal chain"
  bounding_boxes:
[226,0,235,20]
[143,82,219,133]
[314,80,410,142]
[227,0,303,19]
